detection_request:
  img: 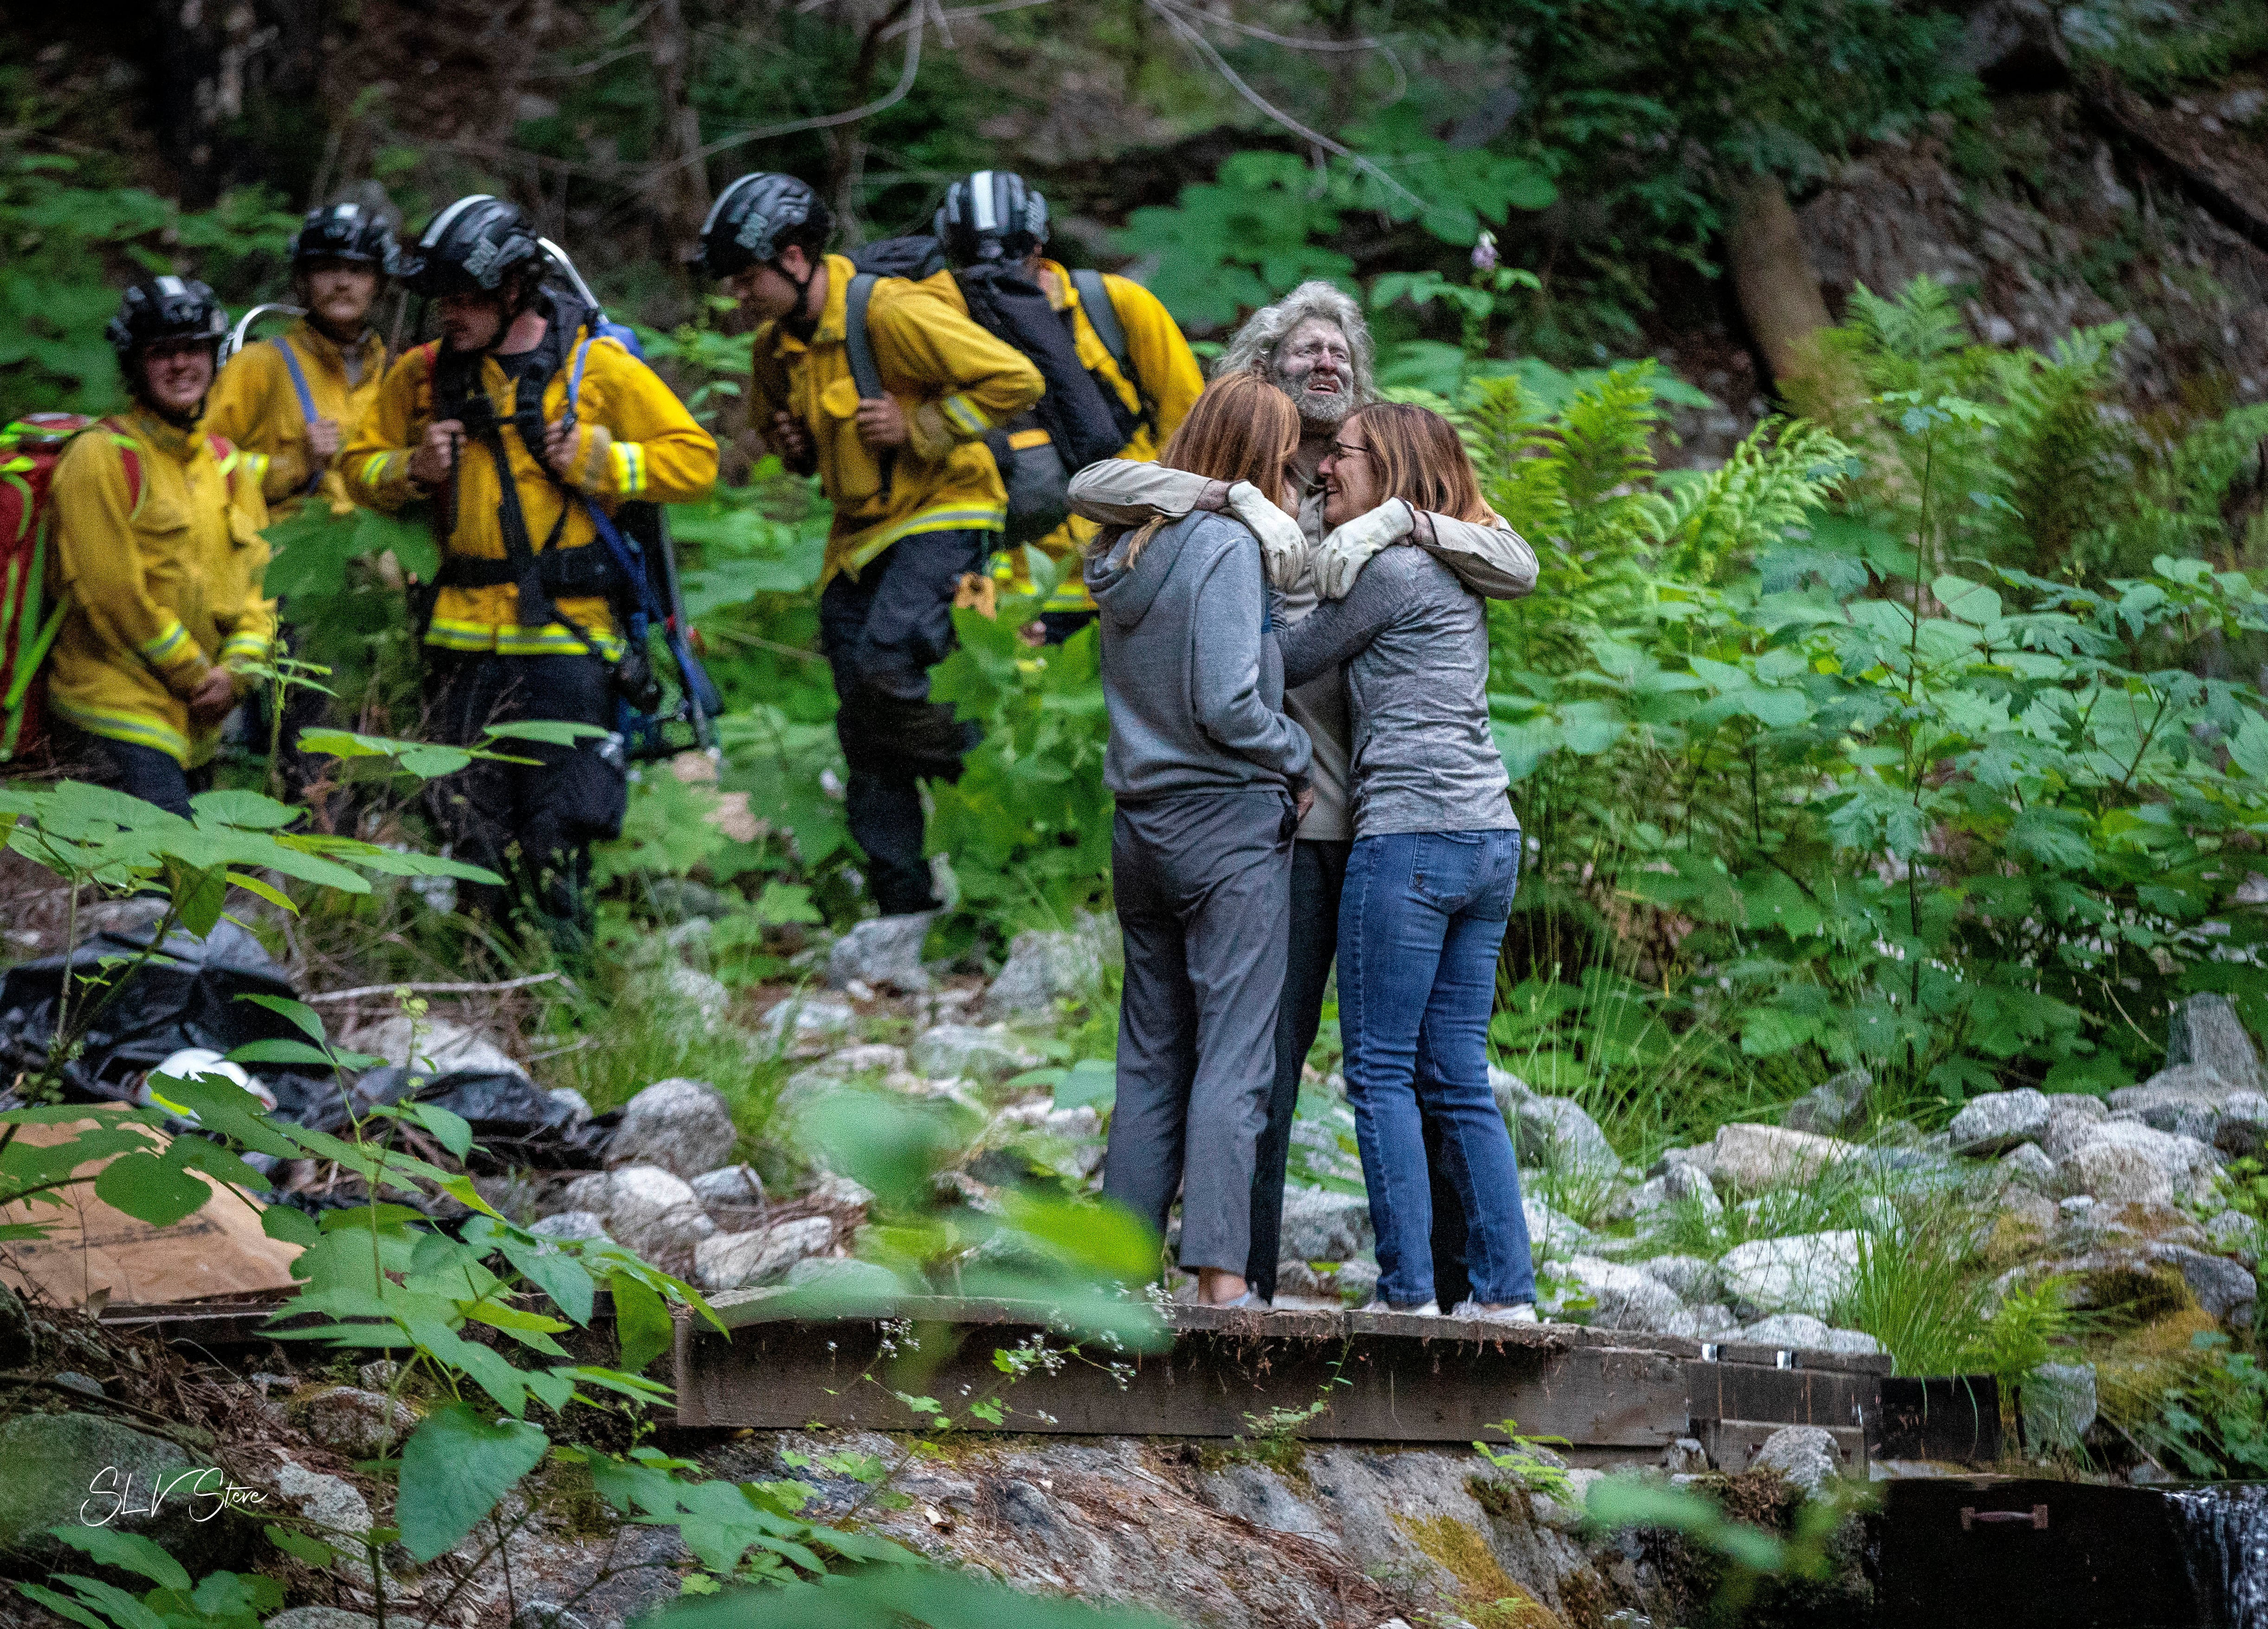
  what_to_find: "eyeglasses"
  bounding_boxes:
[1325,440,1370,460]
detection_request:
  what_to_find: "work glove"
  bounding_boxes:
[1313,500,1416,600]
[1224,481,1310,591]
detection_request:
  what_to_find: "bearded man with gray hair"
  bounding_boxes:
[1068,279,1536,1306]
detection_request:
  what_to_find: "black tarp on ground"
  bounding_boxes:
[0,921,611,1170]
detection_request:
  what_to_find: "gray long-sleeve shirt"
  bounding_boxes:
[1084,510,1312,803]
[1068,454,1535,840]
[1277,544,1516,838]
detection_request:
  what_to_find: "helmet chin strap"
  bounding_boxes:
[778,255,821,343]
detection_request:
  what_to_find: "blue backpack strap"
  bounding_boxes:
[271,337,328,496]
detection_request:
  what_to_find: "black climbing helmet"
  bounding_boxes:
[934,170,1048,265]
[389,194,546,298]
[104,275,228,359]
[695,173,831,280]
[289,200,396,270]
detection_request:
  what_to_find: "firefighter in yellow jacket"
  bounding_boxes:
[46,277,275,818]
[344,196,718,949]
[699,173,1042,929]
[206,203,394,518]
[933,171,1203,642]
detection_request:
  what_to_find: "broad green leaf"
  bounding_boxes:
[406,1103,474,1159]
[501,1236,596,1325]
[394,1403,550,1561]
[611,1270,673,1374]
[235,992,328,1045]
[1052,1058,1118,1114]
[48,1526,191,1590]
[92,1151,211,1227]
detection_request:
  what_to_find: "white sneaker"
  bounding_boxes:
[1452,1300,1539,1324]
[1363,1298,1440,1315]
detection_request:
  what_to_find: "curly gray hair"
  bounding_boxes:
[1214,279,1376,404]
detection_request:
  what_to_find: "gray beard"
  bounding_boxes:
[1274,372,1353,430]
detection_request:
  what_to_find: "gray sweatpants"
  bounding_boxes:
[1103,787,1294,1273]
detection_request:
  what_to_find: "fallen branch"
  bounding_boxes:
[304,972,572,1005]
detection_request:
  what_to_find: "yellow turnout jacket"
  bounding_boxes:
[344,315,718,658]
[746,255,1043,585]
[969,260,1202,612]
[204,319,387,517]
[45,408,276,766]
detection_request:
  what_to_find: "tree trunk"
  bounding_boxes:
[646,0,711,259]
[1723,172,1853,420]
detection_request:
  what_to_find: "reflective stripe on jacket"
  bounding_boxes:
[746,254,1044,585]
[204,319,387,517]
[46,409,276,766]
[343,320,718,657]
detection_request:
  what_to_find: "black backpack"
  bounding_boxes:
[845,236,1136,546]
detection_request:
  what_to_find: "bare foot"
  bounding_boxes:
[1196,1268,1250,1305]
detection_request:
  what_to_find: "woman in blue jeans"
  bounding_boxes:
[1278,401,1536,1322]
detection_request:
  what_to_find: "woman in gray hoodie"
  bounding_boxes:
[1083,373,1313,1308]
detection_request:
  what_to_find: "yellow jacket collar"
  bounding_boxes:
[767,253,855,360]
[1036,258,1074,313]
[122,405,207,463]
[291,316,386,375]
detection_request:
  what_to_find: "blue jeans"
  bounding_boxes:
[1339,828,1535,1306]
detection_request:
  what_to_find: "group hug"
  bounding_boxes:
[34,166,1540,1312]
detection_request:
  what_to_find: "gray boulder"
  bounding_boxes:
[691,1164,766,1208]
[2001,1142,2057,1189]
[1561,1256,1693,1334]
[2166,992,2263,1094]
[2055,1121,2214,1207]
[1495,1075,1618,1175]
[827,911,937,994]
[663,965,731,1027]
[293,1386,418,1458]
[562,1165,717,1259]
[527,1210,609,1242]
[273,1460,380,1586]
[694,1216,837,1291]
[1278,1186,1374,1263]
[1782,1069,1873,1138]
[1709,1123,1861,1192]
[2040,1094,2112,1163]
[983,914,1117,1018]
[1524,1193,1596,1258]
[609,1078,737,1178]
[2021,1362,2098,1452]
[1718,1230,1862,1317]
[2207,1209,2259,1260]
[2112,1064,2255,1143]
[1663,1161,1723,1217]
[1948,1088,2053,1156]
[1738,1313,1882,1356]
[2217,1096,2268,1159]
[0,1413,249,1572]
[1640,1254,1721,1302]
[1751,1425,1844,1496]
[342,1013,523,1081]
[2161,1245,2258,1323]
[908,1023,1042,1082]
[547,1086,593,1126]
[780,1255,902,1295]
[759,994,858,1050]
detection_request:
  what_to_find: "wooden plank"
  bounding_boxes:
[677,1299,1695,1445]
[1683,1357,1881,1435]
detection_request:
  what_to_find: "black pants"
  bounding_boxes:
[818,529,987,916]
[1037,610,1098,646]
[1251,834,1473,1306]
[51,723,209,819]
[421,650,626,956]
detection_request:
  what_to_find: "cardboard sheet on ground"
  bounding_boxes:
[0,1113,302,1306]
